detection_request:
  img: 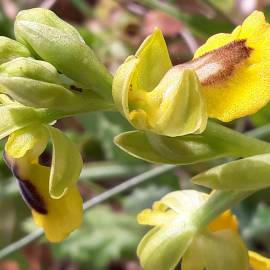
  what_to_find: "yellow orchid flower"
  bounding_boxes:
[137,190,248,270]
[4,136,83,242]
[114,10,270,129]
[0,96,83,242]
[113,29,207,137]
[137,190,270,270]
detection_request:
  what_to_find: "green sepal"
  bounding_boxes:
[46,125,83,199]
[192,153,270,191]
[14,8,112,101]
[0,36,31,64]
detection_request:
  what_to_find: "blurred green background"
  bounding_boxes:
[1,0,270,269]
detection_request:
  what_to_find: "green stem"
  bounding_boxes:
[36,101,116,123]
[192,190,254,231]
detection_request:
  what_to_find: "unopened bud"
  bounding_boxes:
[0,36,30,64]
[14,8,112,101]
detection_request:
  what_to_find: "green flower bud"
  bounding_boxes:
[14,8,112,101]
[0,57,110,111]
[0,57,62,84]
[192,153,270,191]
[0,37,31,64]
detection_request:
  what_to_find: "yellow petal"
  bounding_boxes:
[161,190,208,214]
[249,251,270,270]
[30,164,83,242]
[5,124,49,160]
[137,190,208,226]
[208,210,238,232]
[194,11,270,122]
[137,208,176,226]
[5,153,83,242]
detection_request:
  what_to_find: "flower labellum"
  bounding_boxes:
[191,11,270,121]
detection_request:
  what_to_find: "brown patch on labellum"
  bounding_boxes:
[3,152,48,215]
[17,179,48,214]
[176,39,253,86]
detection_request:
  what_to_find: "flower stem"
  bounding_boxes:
[192,190,254,231]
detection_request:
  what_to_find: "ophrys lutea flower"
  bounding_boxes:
[0,95,83,242]
[137,190,270,270]
[113,10,270,134]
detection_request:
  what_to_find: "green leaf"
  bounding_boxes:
[79,112,137,162]
[47,126,83,199]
